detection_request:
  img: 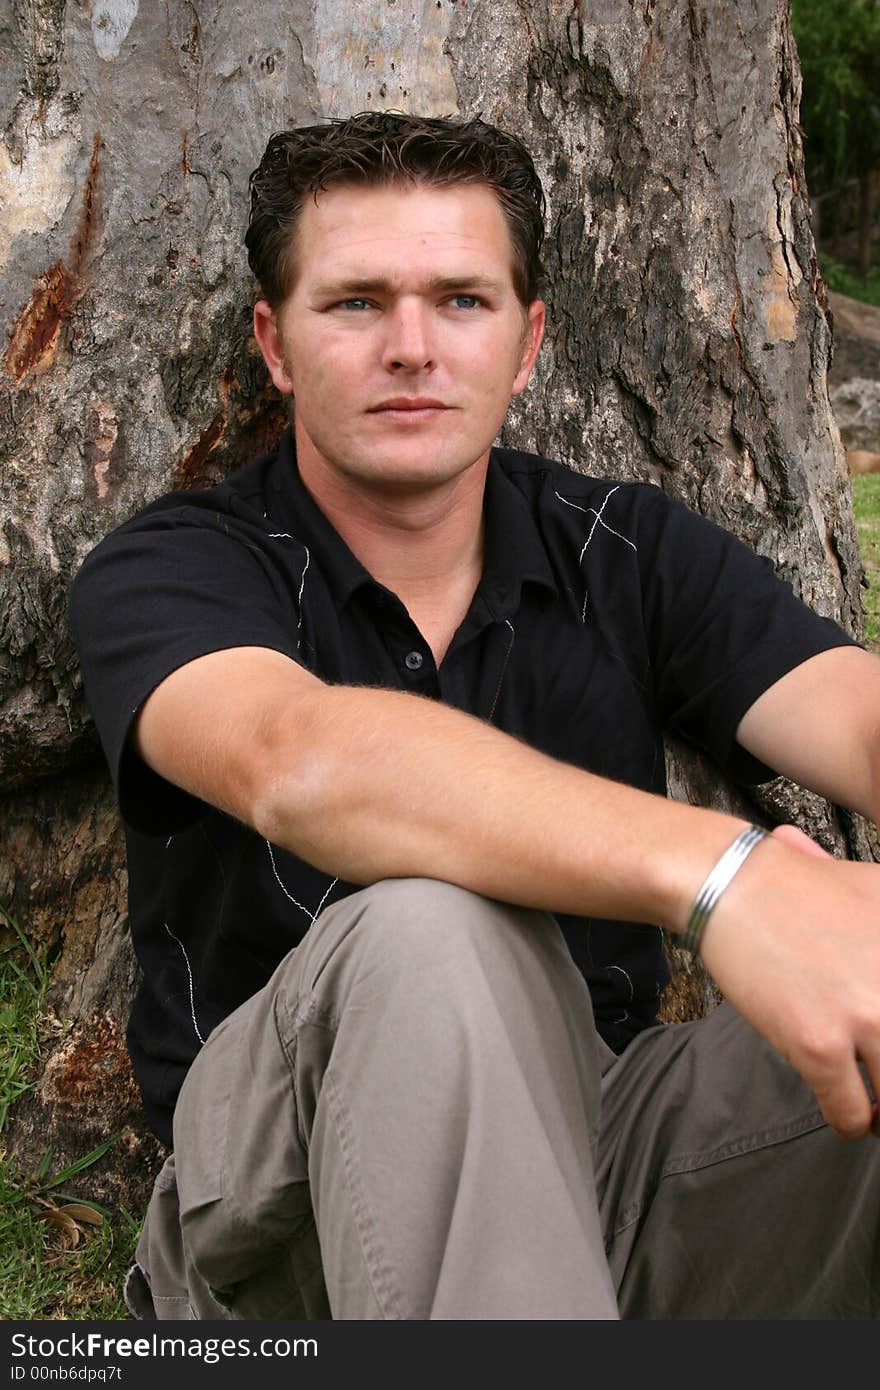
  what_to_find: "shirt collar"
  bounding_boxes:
[478,451,558,619]
[268,428,375,607]
[267,426,558,614]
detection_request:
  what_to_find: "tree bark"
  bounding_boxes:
[1,0,872,1206]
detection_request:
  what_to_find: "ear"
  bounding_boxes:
[511,299,546,397]
[253,299,295,396]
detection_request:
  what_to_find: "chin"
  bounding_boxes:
[357,465,463,494]
[342,450,481,490]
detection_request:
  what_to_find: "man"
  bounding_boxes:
[71,112,880,1320]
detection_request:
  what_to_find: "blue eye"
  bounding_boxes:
[339,298,370,311]
[451,295,481,309]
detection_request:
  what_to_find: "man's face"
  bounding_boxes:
[254,180,545,497]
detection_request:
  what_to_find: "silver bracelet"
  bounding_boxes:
[679,825,768,957]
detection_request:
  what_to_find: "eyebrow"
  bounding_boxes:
[311,274,506,298]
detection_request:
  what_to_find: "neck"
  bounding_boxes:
[295,443,489,602]
[294,436,489,666]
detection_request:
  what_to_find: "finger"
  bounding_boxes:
[770,823,832,860]
[801,1047,875,1140]
[858,1047,880,1139]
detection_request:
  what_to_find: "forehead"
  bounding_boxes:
[289,181,518,289]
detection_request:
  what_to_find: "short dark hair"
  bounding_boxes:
[245,111,546,307]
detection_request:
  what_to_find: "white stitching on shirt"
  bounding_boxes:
[554,486,638,557]
[295,547,310,651]
[554,486,637,623]
[606,947,637,1025]
[163,836,207,1045]
[487,619,515,721]
[266,840,315,917]
[312,875,338,921]
[607,963,634,1000]
[163,920,207,1046]
[258,535,333,924]
[268,536,310,653]
[605,963,634,1026]
[266,839,338,924]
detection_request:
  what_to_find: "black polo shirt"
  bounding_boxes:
[70,428,856,1144]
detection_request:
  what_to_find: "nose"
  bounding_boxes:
[382,299,434,373]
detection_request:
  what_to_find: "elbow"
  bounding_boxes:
[248,705,342,862]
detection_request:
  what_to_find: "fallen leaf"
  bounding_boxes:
[57,1203,104,1226]
[40,1209,80,1246]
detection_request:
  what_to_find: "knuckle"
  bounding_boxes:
[828,1110,870,1141]
[856,1011,880,1045]
[795,1027,846,1074]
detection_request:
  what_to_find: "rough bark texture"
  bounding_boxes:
[1,0,873,1207]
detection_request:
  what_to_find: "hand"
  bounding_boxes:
[698,824,880,1139]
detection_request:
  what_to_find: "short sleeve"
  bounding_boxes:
[70,500,308,834]
[632,487,860,782]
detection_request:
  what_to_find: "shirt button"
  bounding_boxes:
[404,650,424,671]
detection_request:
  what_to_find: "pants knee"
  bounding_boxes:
[331,876,554,980]
[293,877,587,1043]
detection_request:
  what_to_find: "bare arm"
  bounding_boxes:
[711,644,880,1139]
[736,645,880,822]
[134,645,748,931]
[136,642,880,1139]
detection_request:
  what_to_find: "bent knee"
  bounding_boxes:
[359,875,493,923]
[318,877,560,981]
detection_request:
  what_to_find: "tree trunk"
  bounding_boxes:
[1,0,872,1207]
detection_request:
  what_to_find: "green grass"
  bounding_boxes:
[820,253,880,307]
[851,473,880,652]
[0,1160,140,1320]
[0,908,139,1319]
[0,913,49,1133]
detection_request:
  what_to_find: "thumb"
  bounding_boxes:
[770,823,832,859]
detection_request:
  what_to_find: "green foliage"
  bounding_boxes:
[851,473,880,652]
[0,1146,138,1319]
[791,0,880,187]
[0,907,50,1131]
[0,907,137,1318]
[820,252,880,305]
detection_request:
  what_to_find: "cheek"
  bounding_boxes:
[295,337,365,389]
[287,360,363,438]
[286,349,345,401]
[452,329,519,385]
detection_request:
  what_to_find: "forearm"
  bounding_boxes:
[735,646,880,824]
[138,647,880,1136]
[253,683,748,933]
[259,682,880,1140]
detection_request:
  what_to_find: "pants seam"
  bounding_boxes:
[610,1108,827,1239]
[322,1068,404,1320]
[277,992,341,1157]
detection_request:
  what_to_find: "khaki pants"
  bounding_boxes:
[125,879,879,1320]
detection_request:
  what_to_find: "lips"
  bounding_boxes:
[367,398,450,412]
